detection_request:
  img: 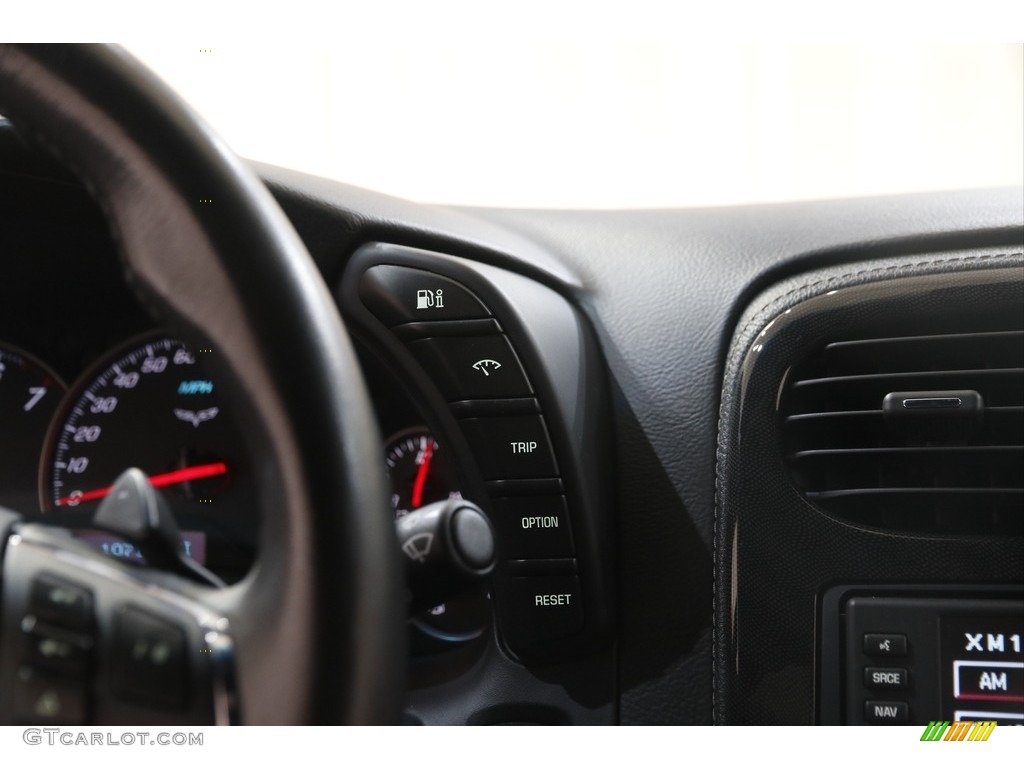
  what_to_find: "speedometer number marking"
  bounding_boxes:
[141,355,168,373]
[87,395,118,413]
[72,425,102,442]
[113,371,139,389]
[66,457,89,473]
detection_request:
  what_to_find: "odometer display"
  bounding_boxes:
[41,335,256,580]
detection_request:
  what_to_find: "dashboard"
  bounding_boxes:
[0,45,1022,726]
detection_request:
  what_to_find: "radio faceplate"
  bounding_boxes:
[819,586,1024,725]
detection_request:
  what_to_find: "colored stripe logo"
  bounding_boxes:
[920,720,997,741]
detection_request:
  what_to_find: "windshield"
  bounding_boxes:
[126,42,1023,209]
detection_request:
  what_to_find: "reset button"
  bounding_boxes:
[500,568,584,655]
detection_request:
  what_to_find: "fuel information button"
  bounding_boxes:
[360,265,491,325]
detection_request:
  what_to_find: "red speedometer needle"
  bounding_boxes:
[55,461,228,507]
[410,441,434,509]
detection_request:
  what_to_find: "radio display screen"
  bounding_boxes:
[941,612,1024,723]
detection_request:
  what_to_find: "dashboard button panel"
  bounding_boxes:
[343,243,613,684]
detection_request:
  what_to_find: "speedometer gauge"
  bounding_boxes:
[40,335,257,581]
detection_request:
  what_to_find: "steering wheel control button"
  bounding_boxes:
[502,569,584,651]
[407,335,532,400]
[360,265,491,325]
[111,606,189,710]
[13,668,87,725]
[458,415,558,480]
[29,575,93,632]
[863,700,909,724]
[863,667,908,690]
[23,619,93,678]
[492,496,574,559]
[863,633,907,656]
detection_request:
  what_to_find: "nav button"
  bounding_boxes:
[864,700,909,724]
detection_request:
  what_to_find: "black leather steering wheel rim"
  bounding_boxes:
[0,43,404,724]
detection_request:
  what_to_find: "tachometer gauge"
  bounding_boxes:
[384,427,488,644]
[385,427,464,516]
[0,344,66,513]
[40,335,257,581]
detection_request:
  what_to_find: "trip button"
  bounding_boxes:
[458,415,558,479]
[863,633,907,657]
[863,667,908,690]
[864,700,909,724]
[492,496,574,559]
[408,335,532,400]
[360,265,491,325]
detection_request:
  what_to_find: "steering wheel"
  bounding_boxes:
[0,44,404,724]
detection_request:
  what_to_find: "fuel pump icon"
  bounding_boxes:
[416,289,445,310]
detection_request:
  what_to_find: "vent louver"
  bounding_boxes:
[781,330,1024,535]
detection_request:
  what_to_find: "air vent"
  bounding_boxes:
[781,330,1024,535]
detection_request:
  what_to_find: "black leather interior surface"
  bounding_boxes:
[0,44,404,724]
[254,166,1022,723]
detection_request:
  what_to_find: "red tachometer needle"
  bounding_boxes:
[410,440,434,509]
[55,461,228,507]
